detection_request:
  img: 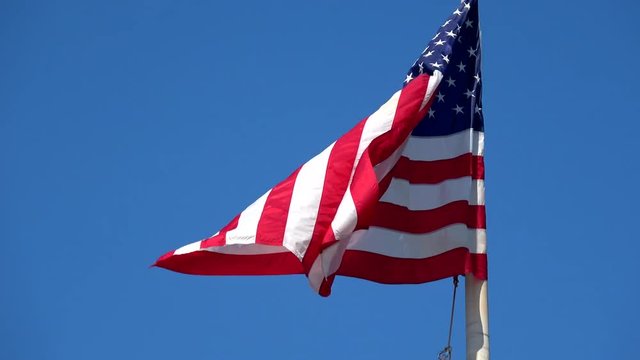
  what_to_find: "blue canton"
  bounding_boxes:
[405,0,483,136]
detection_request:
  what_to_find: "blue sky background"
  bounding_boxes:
[2,0,639,358]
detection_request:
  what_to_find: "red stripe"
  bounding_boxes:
[474,155,485,180]
[336,248,487,285]
[352,74,432,231]
[154,250,304,275]
[391,154,484,184]
[318,75,432,295]
[365,75,434,168]
[255,168,300,245]
[371,201,485,233]
[154,250,176,266]
[153,248,486,288]
[301,120,366,270]
[154,214,242,269]
[200,214,241,248]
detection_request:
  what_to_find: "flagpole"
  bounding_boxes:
[465,274,490,360]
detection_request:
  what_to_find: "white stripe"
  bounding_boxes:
[420,70,443,111]
[346,224,487,258]
[403,129,484,161]
[173,240,202,255]
[331,190,356,242]
[225,190,271,245]
[282,143,335,259]
[355,90,402,167]
[307,255,325,293]
[380,178,485,210]
[375,73,442,181]
[307,239,351,293]
[331,89,403,241]
[475,180,485,208]
[202,244,289,255]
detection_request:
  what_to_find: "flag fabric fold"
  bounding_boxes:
[155,0,486,296]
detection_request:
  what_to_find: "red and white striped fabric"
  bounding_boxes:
[155,70,487,296]
[156,0,487,296]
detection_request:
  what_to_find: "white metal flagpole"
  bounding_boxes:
[465,274,490,360]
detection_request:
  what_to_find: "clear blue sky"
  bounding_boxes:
[2,0,639,358]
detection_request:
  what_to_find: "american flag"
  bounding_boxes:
[155,0,486,296]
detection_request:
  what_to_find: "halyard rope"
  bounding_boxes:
[438,275,459,360]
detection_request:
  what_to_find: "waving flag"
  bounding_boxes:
[155,0,486,296]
